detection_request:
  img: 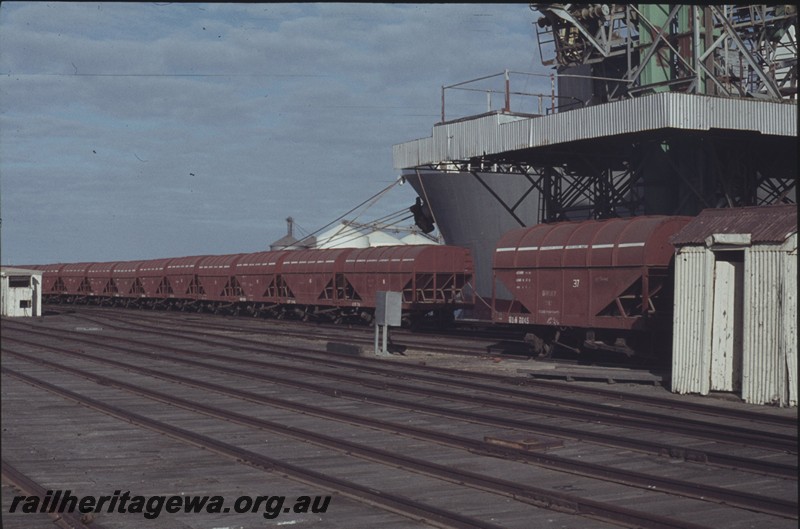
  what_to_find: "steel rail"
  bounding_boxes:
[1,459,107,529]
[3,327,796,480]
[1,366,509,529]
[4,344,796,520]
[3,353,730,529]
[8,317,795,455]
[64,307,800,428]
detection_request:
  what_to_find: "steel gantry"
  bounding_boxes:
[532,3,797,102]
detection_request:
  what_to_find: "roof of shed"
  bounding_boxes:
[1,267,43,276]
[670,205,797,246]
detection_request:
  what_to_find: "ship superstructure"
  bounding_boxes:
[394,4,797,305]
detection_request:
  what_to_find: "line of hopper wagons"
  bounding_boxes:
[28,215,692,361]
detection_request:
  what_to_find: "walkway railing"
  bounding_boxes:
[440,69,628,123]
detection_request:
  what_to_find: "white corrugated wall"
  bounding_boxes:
[742,238,798,406]
[673,237,797,407]
[742,245,781,404]
[672,246,714,395]
[0,274,41,318]
[782,234,797,407]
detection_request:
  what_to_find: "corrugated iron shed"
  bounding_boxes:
[671,205,797,407]
[670,204,797,246]
[1,267,43,318]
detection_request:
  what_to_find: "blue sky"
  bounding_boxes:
[0,2,549,264]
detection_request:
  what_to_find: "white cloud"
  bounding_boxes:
[1,2,543,264]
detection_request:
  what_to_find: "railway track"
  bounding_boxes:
[2,359,730,529]
[2,460,105,529]
[2,367,507,529]
[51,307,797,429]
[5,327,796,469]
[20,312,797,452]
[3,312,797,528]
[2,342,796,520]
[50,304,502,356]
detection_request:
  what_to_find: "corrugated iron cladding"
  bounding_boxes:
[742,241,797,407]
[783,236,798,406]
[393,93,797,169]
[671,207,797,407]
[671,247,714,396]
[670,204,797,245]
